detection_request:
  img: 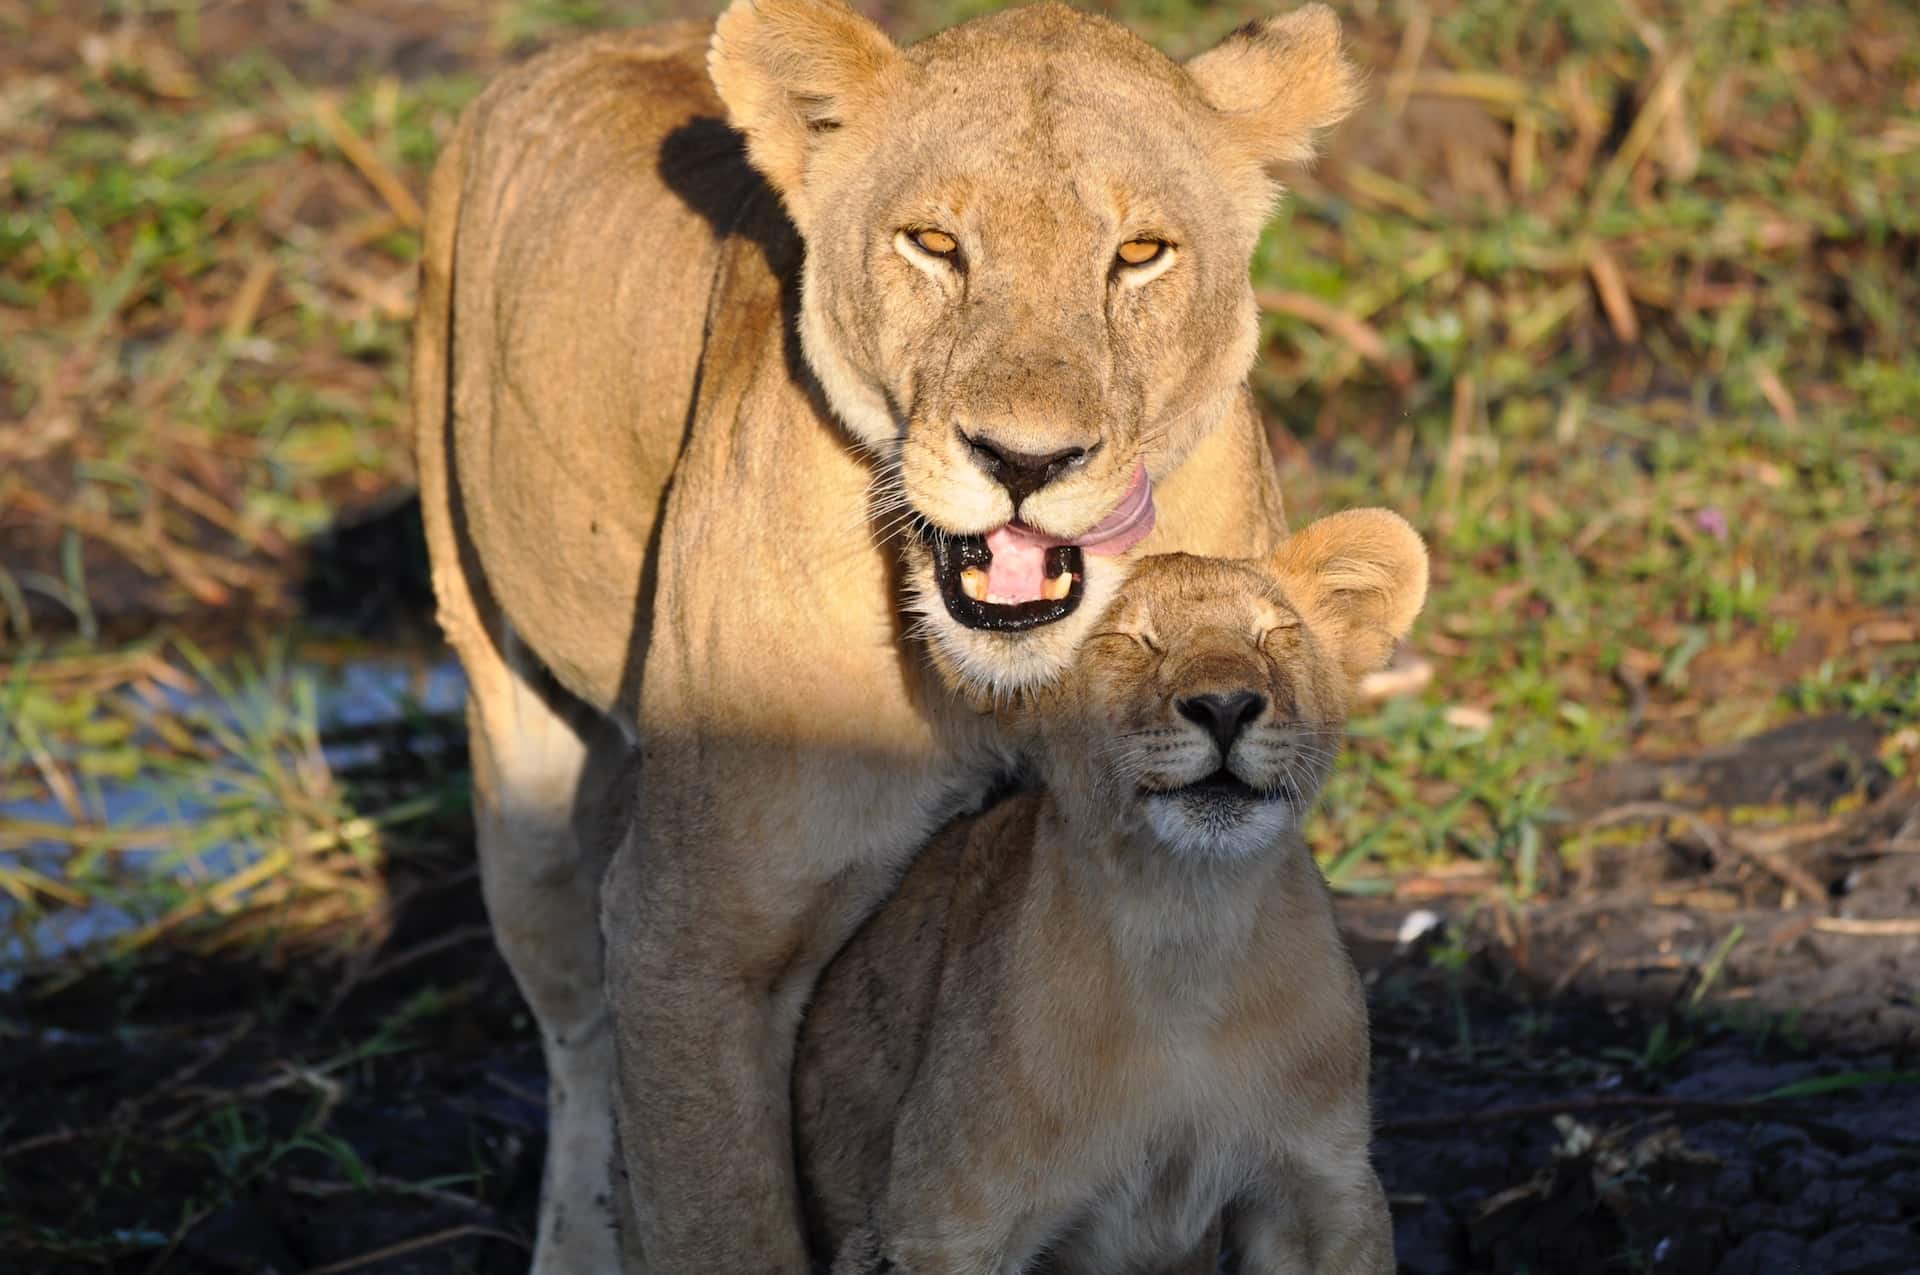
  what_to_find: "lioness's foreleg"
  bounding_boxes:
[468,632,632,1275]
[602,774,904,1271]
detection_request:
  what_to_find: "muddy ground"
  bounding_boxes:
[5,706,1916,1274]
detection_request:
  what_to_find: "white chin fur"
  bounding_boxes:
[1143,794,1297,859]
[908,552,1131,698]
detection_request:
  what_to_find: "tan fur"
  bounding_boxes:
[796,512,1424,1274]
[411,4,1357,1269]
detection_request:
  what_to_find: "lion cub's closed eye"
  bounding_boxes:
[794,509,1425,1275]
[1041,506,1430,860]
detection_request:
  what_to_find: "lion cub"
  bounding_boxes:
[794,509,1426,1274]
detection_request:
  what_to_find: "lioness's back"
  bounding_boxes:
[423,23,783,712]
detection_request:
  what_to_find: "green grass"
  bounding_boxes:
[1305,405,1919,879]
[1,0,1916,966]
[1226,0,1920,881]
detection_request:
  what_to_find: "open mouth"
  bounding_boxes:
[918,463,1157,634]
[930,532,1085,632]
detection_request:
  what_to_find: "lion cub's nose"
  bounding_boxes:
[1176,691,1266,759]
[963,432,1090,507]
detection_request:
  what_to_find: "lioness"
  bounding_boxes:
[794,509,1422,1275]
[411,0,1358,1266]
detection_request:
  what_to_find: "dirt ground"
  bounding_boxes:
[6,707,1916,1273]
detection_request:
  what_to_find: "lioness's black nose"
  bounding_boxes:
[963,434,1088,507]
[1177,691,1266,758]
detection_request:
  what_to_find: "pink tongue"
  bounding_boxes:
[982,466,1157,604]
[984,527,1050,603]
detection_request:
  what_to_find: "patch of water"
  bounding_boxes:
[0,646,467,985]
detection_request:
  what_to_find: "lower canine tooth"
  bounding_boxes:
[1043,572,1074,601]
[960,567,989,601]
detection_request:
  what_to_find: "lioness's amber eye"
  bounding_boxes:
[911,229,958,257]
[1117,239,1166,266]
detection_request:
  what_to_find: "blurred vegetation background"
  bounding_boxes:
[1,0,1915,972]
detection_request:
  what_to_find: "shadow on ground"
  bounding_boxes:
[297,492,440,644]
[5,712,1915,1273]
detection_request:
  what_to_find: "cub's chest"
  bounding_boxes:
[1048,1130,1252,1273]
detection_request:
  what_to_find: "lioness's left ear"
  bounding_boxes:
[708,0,904,230]
[1270,509,1428,682]
[1186,5,1361,168]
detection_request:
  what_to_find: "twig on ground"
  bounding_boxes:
[1256,289,1414,387]
[360,924,493,984]
[1587,51,1694,215]
[485,1071,548,1111]
[1582,801,1831,905]
[1547,943,1600,997]
[299,1224,530,1274]
[1440,372,1475,515]
[1811,917,1920,937]
[319,923,492,1022]
[309,93,424,229]
[1378,1092,1867,1139]
[287,1175,493,1214]
[1586,244,1640,343]
[222,253,278,344]
[1357,652,1434,702]
[1381,5,1431,117]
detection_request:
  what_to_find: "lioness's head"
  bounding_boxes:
[710,0,1358,690]
[1039,509,1426,858]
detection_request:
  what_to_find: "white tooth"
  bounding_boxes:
[961,568,989,601]
[1043,572,1074,601]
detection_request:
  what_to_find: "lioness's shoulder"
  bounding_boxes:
[462,22,725,162]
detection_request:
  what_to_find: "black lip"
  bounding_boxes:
[1150,769,1289,804]
[928,532,1085,633]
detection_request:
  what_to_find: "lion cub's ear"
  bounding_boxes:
[708,0,904,229]
[1185,4,1361,168]
[1269,509,1428,683]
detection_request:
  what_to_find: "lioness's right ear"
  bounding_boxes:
[1186,5,1361,169]
[1270,509,1428,683]
[708,0,903,228]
